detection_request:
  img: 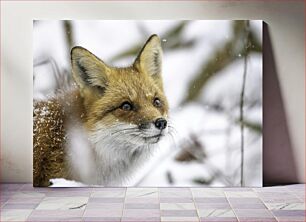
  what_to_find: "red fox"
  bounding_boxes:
[33,35,169,186]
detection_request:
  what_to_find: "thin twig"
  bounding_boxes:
[63,20,74,51]
[225,119,232,178]
[240,21,250,187]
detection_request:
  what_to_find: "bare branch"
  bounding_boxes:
[240,20,250,187]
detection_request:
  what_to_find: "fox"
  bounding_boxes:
[33,34,169,187]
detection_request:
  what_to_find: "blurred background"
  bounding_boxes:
[33,20,262,187]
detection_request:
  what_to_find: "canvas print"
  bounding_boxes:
[33,20,262,187]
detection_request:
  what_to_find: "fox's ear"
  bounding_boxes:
[134,34,163,86]
[71,46,110,93]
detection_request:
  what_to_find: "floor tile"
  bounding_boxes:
[276,217,306,222]
[36,196,88,210]
[200,217,238,221]
[271,209,305,217]
[195,197,228,203]
[2,203,39,209]
[291,191,305,201]
[122,209,160,217]
[159,188,192,197]
[11,191,46,198]
[228,198,262,204]
[7,197,44,204]
[257,192,301,203]
[1,196,11,205]
[161,210,198,217]
[122,217,161,221]
[159,188,191,192]
[0,209,32,221]
[196,203,231,209]
[126,188,158,198]
[89,197,124,203]
[92,187,126,192]
[162,216,199,222]
[86,202,123,209]
[225,191,258,198]
[160,197,194,203]
[253,187,289,193]
[262,198,302,204]
[91,189,125,197]
[192,188,225,198]
[125,203,160,209]
[27,217,83,221]
[265,202,305,210]
[29,209,84,218]
[0,184,24,191]
[237,218,277,222]
[230,202,266,209]
[125,197,159,204]
[47,187,92,192]
[160,203,196,210]
[234,209,274,218]
[286,184,305,190]
[19,184,39,191]
[83,217,121,222]
[198,209,235,217]
[224,188,252,191]
[45,191,91,197]
[83,209,123,217]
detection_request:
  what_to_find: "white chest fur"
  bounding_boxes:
[65,124,151,186]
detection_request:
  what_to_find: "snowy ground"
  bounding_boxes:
[34,20,262,187]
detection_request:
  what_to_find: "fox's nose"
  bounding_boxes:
[154,118,167,130]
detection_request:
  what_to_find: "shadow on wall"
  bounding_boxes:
[263,23,298,185]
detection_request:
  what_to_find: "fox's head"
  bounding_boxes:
[71,35,169,147]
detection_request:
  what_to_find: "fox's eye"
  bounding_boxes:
[120,102,133,111]
[153,98,162,107]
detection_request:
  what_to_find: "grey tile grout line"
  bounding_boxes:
[22,185,44,221]
[190,187,201,222]
[288,188,305,203]
[0,184,24,207]
[158,187,161,222]
[23,205,35,221]
[120,187,127,222]
[253,187,280,222]
[0,194,10,209]
[81,186,93,222]
[224,189,240,222]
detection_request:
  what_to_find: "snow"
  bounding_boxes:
[201,53,262,112]
[34,20,263,187]
[49,178,88,187]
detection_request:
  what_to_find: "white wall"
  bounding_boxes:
[1,1,304,183]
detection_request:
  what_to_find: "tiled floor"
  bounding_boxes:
[0,184,305,222]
